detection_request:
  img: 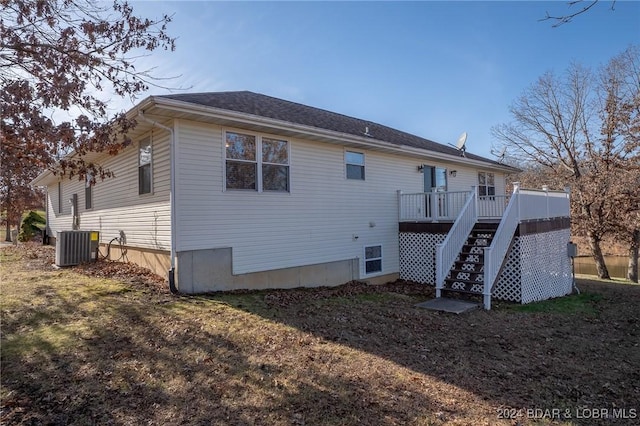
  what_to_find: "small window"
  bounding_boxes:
[139,138,152,195]
[478,172,495,197]
[226,132,257,190]
[85,173,93,210]
[346,151,365,180]
[58,182,63,213]
[262,137,289,191]
[364,244,382,274]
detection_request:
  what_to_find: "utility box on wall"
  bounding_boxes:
[55,231,99,266]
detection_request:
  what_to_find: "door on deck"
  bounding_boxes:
[477,172,497,217]
[423,166,447,218]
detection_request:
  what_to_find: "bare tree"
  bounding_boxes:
[493,47,640,280]
[597,46,640,281]
[1,0,177,236]
[541,0,616,27]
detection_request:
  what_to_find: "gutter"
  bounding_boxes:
[137,110,179,294]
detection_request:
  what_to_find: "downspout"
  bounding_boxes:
[138,111,179,294]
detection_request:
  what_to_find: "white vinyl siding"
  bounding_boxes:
[174,119,505,278]
[45,130,171,251]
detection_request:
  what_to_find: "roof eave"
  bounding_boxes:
[29,97,159,188]
[151,97,518,173]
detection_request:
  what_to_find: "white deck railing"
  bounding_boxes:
[482,186,520,310]
[519,189,570,220]
[435,189,478,296]
[399,190,492,222]
[477,195,510,218]
[399,191,510,221]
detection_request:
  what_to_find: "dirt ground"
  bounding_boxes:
[1,244,639,425]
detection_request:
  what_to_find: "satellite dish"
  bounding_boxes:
[491,146,507,163]
[449,132,467,157]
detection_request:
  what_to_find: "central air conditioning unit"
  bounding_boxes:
[55,231,100,267]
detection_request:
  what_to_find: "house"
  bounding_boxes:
[32,91,572,308]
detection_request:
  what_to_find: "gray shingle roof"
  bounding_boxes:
[159,91,504,166]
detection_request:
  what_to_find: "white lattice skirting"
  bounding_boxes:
[399,233,446,284]
[519,228,572,303]
[493,239,522,302]
[400,228,572,304]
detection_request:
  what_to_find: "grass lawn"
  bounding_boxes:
[1,244,639,425]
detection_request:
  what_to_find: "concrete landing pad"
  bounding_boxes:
[415,298,480,314]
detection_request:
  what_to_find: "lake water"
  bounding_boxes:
[573,256,630,279]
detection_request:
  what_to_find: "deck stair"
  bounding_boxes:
[442,223,499,297]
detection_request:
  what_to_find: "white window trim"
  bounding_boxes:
[363,243,383,276]
[478,171,496,198]
[85,173,93,210]
[345,149,366,181]
[57,181,63,214]
[138,135,153,196]
[223,129,291,193]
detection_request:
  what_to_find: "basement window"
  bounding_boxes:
[364,244,382,274]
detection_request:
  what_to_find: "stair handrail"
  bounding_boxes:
[435,187,478,297]
[482,183,521,310]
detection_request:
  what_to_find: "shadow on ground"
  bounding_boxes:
[2,245,639,425]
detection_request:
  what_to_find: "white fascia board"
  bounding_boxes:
[150,96,517,173]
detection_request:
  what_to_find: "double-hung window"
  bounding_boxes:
[345,151,365,180]
[226,132,257,190]
[139,137,152,195]
[225,131,289,192]
[262,137,289,191]
[478,172,495,198]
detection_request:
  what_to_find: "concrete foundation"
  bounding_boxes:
[106,245,170,279]
[176,247,375,293]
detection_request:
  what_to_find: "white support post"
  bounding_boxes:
[513,181,521,217]
[430,189,438,222]
[542,185,550,219]
[397,190,402,221]
[471,185,478,217]
[435,243,443,298]
[483,246,492,310]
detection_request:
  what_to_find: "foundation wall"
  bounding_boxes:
[176,247,379,294]
[106,244,171,280]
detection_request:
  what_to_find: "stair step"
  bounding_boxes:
[459,251,485,257]
[462,245,489,251]
[441,287,484,296]
[453,260,484,266]
[464,242,491,248]
[449,268,483,275]
[445,277,484,285]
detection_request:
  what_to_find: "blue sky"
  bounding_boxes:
[128,1,639,159]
